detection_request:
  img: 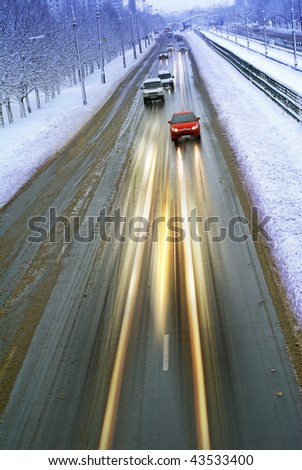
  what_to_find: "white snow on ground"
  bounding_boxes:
[200,28,302,93]
[0,41,155,208]
[1,31,302,325]
[185,31,302,326]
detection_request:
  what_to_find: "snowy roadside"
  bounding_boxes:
[0,41,155,209]
[185,31,302,326]
[198,28,302,94]
[200,28,302,72]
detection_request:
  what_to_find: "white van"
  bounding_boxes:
[141,78,165,104]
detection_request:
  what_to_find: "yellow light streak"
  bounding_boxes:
[99,140,157,450]
[177,150,211,450]
[151,179,172,339]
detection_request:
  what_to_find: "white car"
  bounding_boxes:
[158,70,174,89]
[141,78,165,104]
[158,50,169,60]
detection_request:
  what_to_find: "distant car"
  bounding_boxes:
[141,78,165,104]
[159,50,169,60]
[167,44,174,52]
[158,70,174,89]
[168,111,200,142]
[178,43,189,53]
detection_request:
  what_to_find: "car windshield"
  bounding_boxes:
[172,113,196,123]
[159,74,171,79]
[144,82,160,89]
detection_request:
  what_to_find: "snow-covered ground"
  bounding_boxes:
[1,30,302,326]
[202,26,302,73]
[199,28,302,93]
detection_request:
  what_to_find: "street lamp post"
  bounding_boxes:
[245,8,250,48]
[291,0,298,67]
[130,12,137,60]
[233,9,238,43]
[72,9,87,105]
[135,13,143,54]
[144,15,150,45]
[118,15,126,68]
[96,7,106,84]
[262,10,268,56]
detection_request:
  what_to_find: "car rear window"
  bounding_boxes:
[159,74,171,79]
[172,113,195,123]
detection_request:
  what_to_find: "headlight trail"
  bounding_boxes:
[177,147,211,450]
[151,140,171,340]
[98,123,159,450]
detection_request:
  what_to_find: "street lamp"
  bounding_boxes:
[262,10,268,56]
[232,9,238,43]
[290,0,298,67]
[135,13,143,54]
[118,14,126,68]
[72,9,87,105]
[96,7,106,83]
[245,7,250,48]
[130,12,137,60]
[262,8,298,67]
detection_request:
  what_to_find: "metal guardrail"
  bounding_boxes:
[194,29,302,123]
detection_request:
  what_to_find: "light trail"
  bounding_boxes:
[98,124,159,450]
[150,142,171,339]
[177,147,211,450]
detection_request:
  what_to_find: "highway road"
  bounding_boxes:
[1,38,302,450]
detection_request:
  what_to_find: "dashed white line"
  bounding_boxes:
[163,334,169,371]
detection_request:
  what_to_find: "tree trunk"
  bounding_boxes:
[35,88,41,109]
[0,103,4,128]
[56,85,61,95]
[25,93,32,113]
[18,96,26,118]
[6,98,13,124]
[44,89,50,103]
[51,86,55,99]
[72,66,77,85]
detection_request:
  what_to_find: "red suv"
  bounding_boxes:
[168,111,201,142]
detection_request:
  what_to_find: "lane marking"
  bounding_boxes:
[163,334,169,371]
